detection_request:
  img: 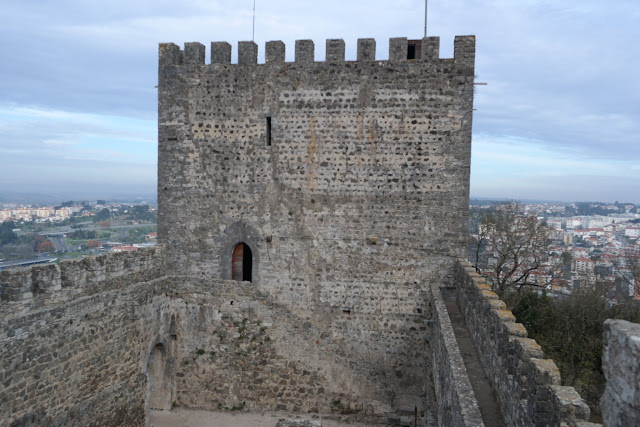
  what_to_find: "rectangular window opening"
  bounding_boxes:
[266,117,272,146]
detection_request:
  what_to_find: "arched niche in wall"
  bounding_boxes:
[146,340,172,411]
[219,221,260,284]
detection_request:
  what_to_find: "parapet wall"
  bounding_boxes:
[601,319,640,426]
[452,259,594,426]
[0,248,170,426]
[0,246,164,319]
[159,36,475,65]
[431,285,484,426]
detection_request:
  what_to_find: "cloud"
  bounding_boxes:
[0,0,638,201]
[0,105,156,191]
[471,135,640,202]
[42,139,76,146]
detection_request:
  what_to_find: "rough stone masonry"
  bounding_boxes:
[157,36,475,423]
[2,35,638,427]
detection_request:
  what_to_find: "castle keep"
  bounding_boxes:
[158,36,474,286]
[1,36,638,427]
[157,35,474,421]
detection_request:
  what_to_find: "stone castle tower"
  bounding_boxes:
[4,35,635,427]
[158,36,475,287]
[156,35,474,421]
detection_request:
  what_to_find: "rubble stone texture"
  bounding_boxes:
[157,35,475,424]
[2,36,636,427]
[452,260,594,426]
[601,319,640,426]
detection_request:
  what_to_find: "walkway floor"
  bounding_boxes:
[150,408,373,427]
[441,287,506,427]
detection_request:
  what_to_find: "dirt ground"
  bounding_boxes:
[149,408,374,427]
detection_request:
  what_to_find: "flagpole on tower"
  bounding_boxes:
[424,0,428,38]
[252,0,256,41]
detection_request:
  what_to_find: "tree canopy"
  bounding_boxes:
[0,221,18,245]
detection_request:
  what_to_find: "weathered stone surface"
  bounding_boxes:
[211,41,231,64]
[601,319,640,426]
[325,39,345,62]
[266,40,285,63]
[9,33,636,427]
[431,286,484,426]
[238,41,258,64]
[0,248,165,426]
[550,385,591,422]
[184,42,205,64]
[276,419,322,427]
[357,38,376,61]
[422,37,440,60]
[389,37,407,62]
[295,39,314,63]
[157,37,476,424]
[452,259,593,426]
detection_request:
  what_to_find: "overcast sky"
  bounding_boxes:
[0,0,638,203]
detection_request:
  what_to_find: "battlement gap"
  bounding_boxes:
[159,36,475,66]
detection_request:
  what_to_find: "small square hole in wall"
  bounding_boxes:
[342,309,351,318]
[230,301,234,305]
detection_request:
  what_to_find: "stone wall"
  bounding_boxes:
[452,259,594,427]
[0,247,169,426]
[430,285,484,426]
[0,247,163,318]
[1,247,433,425]
[158,37,474,294]
[601,319,640,426]
[157,36,475,412]
[163,277,423,423]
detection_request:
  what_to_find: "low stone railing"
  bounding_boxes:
[0,246,164,319]
[431,285,484,426]
[453,259,594,426]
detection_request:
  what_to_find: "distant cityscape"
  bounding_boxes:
[469,201,640,302]
[2,198,640,303]
[0,199,157,269]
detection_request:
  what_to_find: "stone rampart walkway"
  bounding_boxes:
[150,408,373,427]
[441,287,505,427]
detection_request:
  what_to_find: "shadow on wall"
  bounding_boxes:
[147,341,172,411]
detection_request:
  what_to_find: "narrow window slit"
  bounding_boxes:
[266,117,272,146]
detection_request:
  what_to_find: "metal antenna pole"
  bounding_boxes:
[252,0,256,41]
[424,0,428,38]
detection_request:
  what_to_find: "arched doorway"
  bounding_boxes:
[232,242,252,282]
[147,343,171,410]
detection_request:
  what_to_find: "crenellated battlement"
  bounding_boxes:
[159,36,475,66]
[452,259,596,426]
[0,246,164,318]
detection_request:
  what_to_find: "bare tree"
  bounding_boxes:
[473,202,551,296]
